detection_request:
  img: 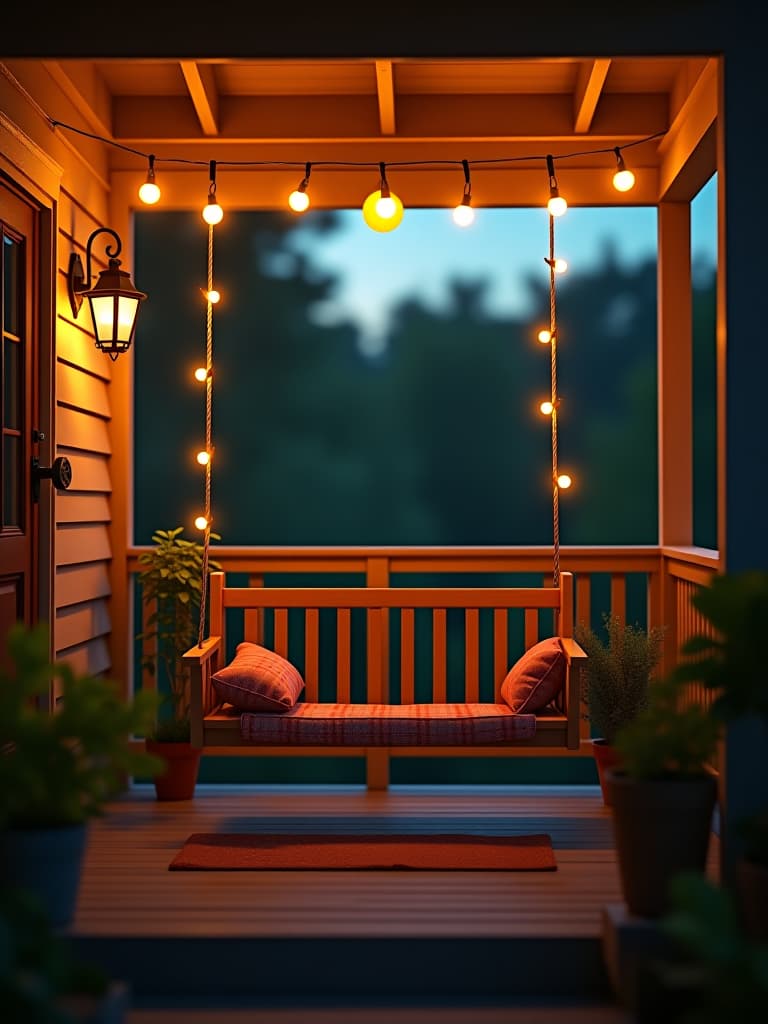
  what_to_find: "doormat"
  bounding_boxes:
[168,832,556,871]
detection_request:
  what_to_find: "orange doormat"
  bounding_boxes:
[168,833,556,871]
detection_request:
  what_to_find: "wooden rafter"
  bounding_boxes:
[179,61,220,136]
[41,60,113,139]
[375,60,396,135]
[573,58,611,134]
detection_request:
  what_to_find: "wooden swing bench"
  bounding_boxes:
[184,569,587,789]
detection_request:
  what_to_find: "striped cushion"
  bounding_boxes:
[212,643,305,712]
[240,702,536,746]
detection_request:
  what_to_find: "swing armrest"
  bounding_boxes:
[183,636,223,747]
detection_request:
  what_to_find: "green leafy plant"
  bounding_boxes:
[0,886,118,1024]
[0,623,160,827]
[646,873,768,1023]
[613,672,719,780]
[136,527,220,742]
[575,614,665,744]
[673,571,768,722]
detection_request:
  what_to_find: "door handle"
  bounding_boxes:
[31,456,72,502]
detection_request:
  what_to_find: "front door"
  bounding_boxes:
[0,177,40,663]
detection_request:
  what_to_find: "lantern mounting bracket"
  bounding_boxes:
[67,227,123,317]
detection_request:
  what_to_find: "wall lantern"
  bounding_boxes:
[67,227,147,360]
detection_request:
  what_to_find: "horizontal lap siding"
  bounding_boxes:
[54,188,114,678]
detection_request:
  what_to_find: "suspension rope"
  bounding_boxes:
[197,224,214,647]
[548,213,560,588]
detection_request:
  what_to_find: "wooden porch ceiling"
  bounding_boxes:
[37,54,718,206]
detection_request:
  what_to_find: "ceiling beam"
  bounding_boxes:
[41,60,113,138]
[657,58,718,200]
[375,60,396,135]
[179,61,220,135]
[573,58,611,133]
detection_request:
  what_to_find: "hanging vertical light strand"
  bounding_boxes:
[197,222,215,647]
[548,212,560,588]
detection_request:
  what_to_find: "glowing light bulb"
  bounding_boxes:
[554,258,568,274]
[613,168,636,192]
[288,189,310,212]
[540,401,554,415]
[452,203,475,227]
[537,329,553,345]
[202,200,223,225]
[196,451,210,466]
[557,474,573,489]
[139,180,161,205]
[206,289,221,304]
[194,515,210,530]
[362,189,404,232]
[194,367,209,382]
[547,195,568,217]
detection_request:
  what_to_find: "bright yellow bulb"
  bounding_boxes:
[202,201,223,225]
[362,190,404,232]
[206,289,221,304]
[452,204,475,227]
[554,258,568,274]
[288,190,310,212]
[547,195,568,217]
[557,474,572,489]
[613,168,636,193]
[138,181,161,205]
[196,451,210,466]
[537,329,552,344]
[540,400,554,415]
[194,515,210,530]
[194,367,209,382]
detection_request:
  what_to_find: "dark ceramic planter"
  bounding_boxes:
[0,822,88,927]
[607,770,717,918]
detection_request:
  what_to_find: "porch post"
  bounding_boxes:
[657,200,693,664]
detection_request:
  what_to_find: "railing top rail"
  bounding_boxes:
[221,585,564,610]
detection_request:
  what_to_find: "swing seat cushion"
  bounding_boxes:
[212,642,305,712]
[500,637,566,713]
[239,702,537,746]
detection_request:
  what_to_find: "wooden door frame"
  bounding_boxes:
[0,114,60,653]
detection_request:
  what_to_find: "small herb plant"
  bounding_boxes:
[575,614,665,744]
[136,527,220,741]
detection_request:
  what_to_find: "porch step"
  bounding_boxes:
[71,933,613,1002]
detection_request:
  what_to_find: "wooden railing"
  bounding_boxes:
[126,543,720,712]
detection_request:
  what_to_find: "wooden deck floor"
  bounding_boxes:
[68,783,718,1011]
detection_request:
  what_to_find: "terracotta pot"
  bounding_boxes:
[145,740,201,801]
[592,739,621,806]
[607,770,717,918]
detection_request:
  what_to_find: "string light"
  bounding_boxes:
[540,400,554,415]
[194,515,210,530]
[538,329,553,344]
[205,289,221,304]
[362,162,404,232]
[196,450,211,466]
[138,154,160,205]
[612,147,636,192]
[546,154,567,217]
[557,473,573,489]
[194,366,209,382]
[288,162,312,212]
[202,160,224,225]
[452,159,475,227]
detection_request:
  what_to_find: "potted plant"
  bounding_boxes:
[136,527,219,800]
[0,885,130,1022]
[608,670,720,918]
[575,614,665,805]
[0,623,160,927]
[672,569,768,941]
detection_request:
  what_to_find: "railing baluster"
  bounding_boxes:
[464,608,479,702]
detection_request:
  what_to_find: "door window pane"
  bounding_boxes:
[3,339,20,430]
[3,234,20,337]
[3,432,21,527]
